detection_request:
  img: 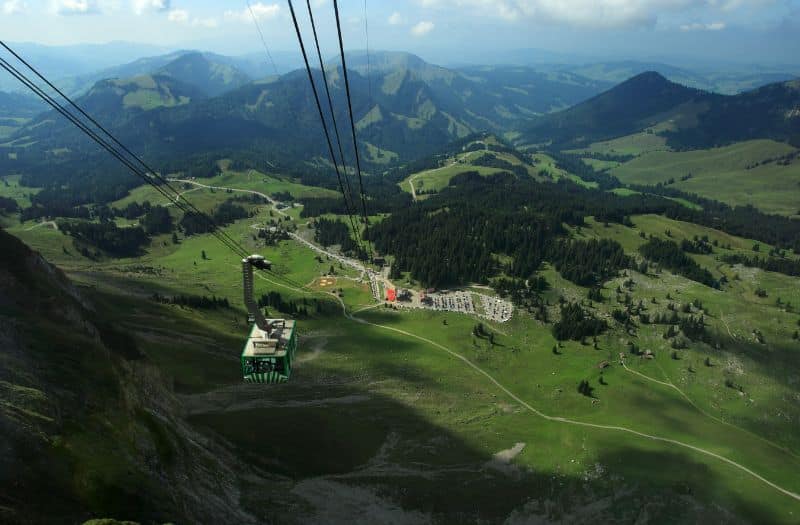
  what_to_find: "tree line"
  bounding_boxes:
[151,293,231,309]
[638,237,717,288]
[721,253,800,277]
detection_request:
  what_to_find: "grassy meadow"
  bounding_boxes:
[4,165,800,522]
[612,140,800,216]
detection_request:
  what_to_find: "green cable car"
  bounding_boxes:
[240,255,298,383]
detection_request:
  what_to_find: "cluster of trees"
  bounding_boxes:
[472,153,514,171]
[721,253,800,277]
[678,315,708,342]
[553,302,607,341]
[548,152,620,190]
[314,218,359,254]
[140,206,173,234]
[115,201,152,220]
[680,236,714,255]
[21,202,91,222]
[151,293,231,309]
[549,238,631,286]
[271,191,294,202]
[180,212,214,236]
[368,172,658,288]
[299,197,348,218]
[257,291,310,317]
[493,276,550,318]
[579,151,635,163]
[472,322,496,344]
[638,237,717,288]
[180,199,249,236]
[0,196,18,214]
[57,220,148,257]
[577,379,595,398]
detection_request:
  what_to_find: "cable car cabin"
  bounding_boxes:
[241,254,298,383]
[241,318,297,383]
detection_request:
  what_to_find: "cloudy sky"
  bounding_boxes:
[1,0,799,65]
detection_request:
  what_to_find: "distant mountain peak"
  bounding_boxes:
[156,52,251,97]
[626,70,669,83]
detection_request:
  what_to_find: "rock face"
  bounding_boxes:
[0,228,254,525]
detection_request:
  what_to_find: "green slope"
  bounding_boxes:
[613,140,800,216]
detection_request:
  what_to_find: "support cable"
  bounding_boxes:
[0,55,249,259]
[0,41,251,257]
[332,0,372,260]
[287,0,367,258]
[305,0,357,213]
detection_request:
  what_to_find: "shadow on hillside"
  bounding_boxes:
[12,267,790,525]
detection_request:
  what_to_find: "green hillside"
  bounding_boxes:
[613,140,800,216]
[521,72,704,149]
[521,73,800,152]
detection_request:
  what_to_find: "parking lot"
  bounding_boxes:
[426,291,475,314]
[477,293,513,322]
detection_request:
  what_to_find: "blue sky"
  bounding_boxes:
[1,0,799,65]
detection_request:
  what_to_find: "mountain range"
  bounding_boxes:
[4,49,799,174]
[7,51,608,167]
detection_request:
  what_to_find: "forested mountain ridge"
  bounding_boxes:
[664,79,800,149]
[520,71,705,149]
[520,71,800,150]
[0,91,45,118]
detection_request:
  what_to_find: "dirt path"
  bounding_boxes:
[24,220,58,231]
[248,269,800,502]
[407,160,459,202]
[335,293,800,502]
[622,360,800,461]
[166,186,201,207]
[721,312,738,340]
[168,177,289,217]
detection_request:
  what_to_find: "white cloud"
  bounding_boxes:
[132,0,169,15]
[167,7,187,22]
[680,21,727,31]
[166,8,218,28]
[414,0,764,28]
[2,0,26,14]
[411,20,435,36]
[388,11,404,25]
[52,0,100,15]
[224,2,280,23]
[192,17,218,28]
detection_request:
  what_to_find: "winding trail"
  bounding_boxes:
[168,176,289,217]
[622,361,799,460]
[24,220,58,231]
[166,186,201,207]
[250,270,800,503]
[408,176,418,202]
